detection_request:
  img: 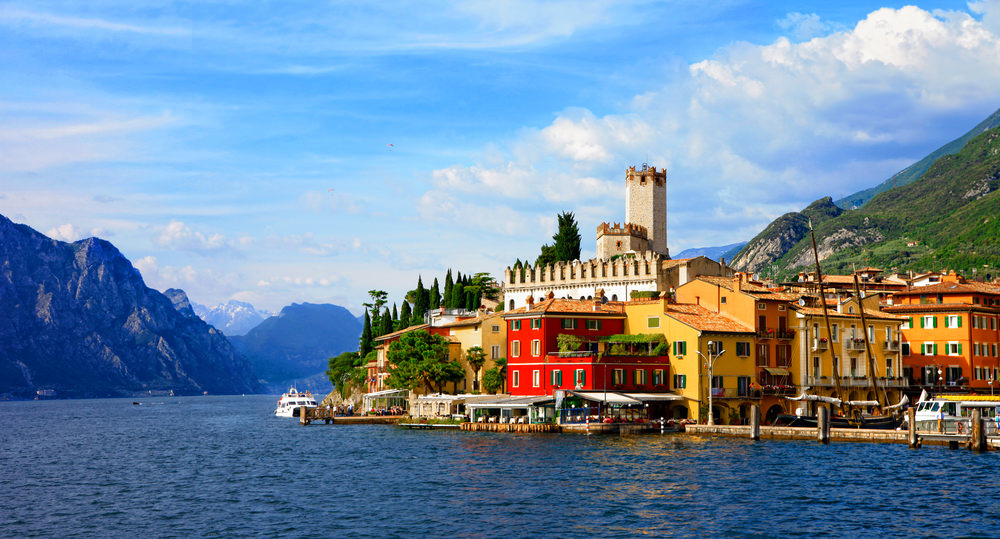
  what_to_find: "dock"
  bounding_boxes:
[298,406,401,425]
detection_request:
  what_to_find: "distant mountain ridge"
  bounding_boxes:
[229,302,362,392]
[731,127,1000,278]
[674,242,747,262]
[836,107,1000,209]
[0,215,262,399]
[193,300,272,336]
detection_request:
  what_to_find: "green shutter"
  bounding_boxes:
[672,341,677,355]
[920,317,925,328]
[597,320,602,330]
[909,316,914,328]
[934,343,938,355]
[958,343,963,355]
[944,317,950,328]
[933,317,937,328]
[957,316,962,328]
[920,343,925,354]
[580,370,586,384]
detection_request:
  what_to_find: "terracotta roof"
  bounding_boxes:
[883,304,1000,314]
[504,298,625,317]
[790,305,908,321]
[694,275,800,301]
[438,311,504,328]
[894,281,1000,296]
[373,323,429,342]
[663,303,754,333]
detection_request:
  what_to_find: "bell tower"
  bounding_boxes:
[624,164,668,257]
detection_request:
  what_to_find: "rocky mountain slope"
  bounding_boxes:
[192,299,271,336]
[228,303,361,391]
[729,197,842,274]
[732,127,1000,278]
[0,215,262,399]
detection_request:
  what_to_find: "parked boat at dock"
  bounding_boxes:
[274,387,317,418]
[913,394,1000,434]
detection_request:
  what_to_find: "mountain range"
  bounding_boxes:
[192,300,272,336]
[730,125,1000,279]
[0,214,262,399]
[229,303,362,393]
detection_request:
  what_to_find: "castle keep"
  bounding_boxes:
[503,164,731,310]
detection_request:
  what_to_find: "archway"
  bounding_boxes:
[765,404,785,425]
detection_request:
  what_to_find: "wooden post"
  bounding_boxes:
[907,407,919,449]
[750,404,760,441]
[817,406,830,444]
[971,408,985,452]
[300,406,308,426]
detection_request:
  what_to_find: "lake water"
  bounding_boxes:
[1,395,998,538]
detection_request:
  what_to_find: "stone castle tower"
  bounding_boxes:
[596,164,668,259]
[625,164,667,255]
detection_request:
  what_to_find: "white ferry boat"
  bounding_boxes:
[274,387,318,418]
[913,393,1000,434]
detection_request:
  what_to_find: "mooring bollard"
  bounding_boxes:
[750,404,760,441]
[971,408,985,452]
[817,406,830,444]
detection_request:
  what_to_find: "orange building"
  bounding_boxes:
[885,280,1000,392]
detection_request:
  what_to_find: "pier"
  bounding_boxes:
[298,406,401,426]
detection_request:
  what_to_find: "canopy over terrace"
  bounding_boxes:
[466,395,555,423]
[566,391,685,423]
[362,389,408,412]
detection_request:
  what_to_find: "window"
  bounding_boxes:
[652,369,663,385]
[672,341,687,356]
[532,370,540,387]
[757,343,769,367]
[512,340,521,357]
[512,320,521,331]
[512,370,520,387]
[491,345,500,359]
[738,376,751,396]
[530,318,541,330]
[551,370,562,387]
[736,341,751,357]
[885,326,892,341]
[813,356,820,378]
[721,296,727,304]
[944,315,961,328]
[921,315,936,329]
[574,369,586,386]
[634,369,647,386]
[531,339,541,356]
[832,324,839,342]
[778,304,786,311]
[903,317,912,330]
[586,319,602,330]
[612,369,624,385]
[886,357,894,378]
[867,325,874,341]
[647,316,660,329]
[707,340,724,355]
[711,375,723,389]
[491,324,500,333]
[901,342,910,356]
[673,374,687,389]
[922,342,935,356]
[813,323,820,340]
[758,303,766,310]
[946,341,961,356]
[561,318,577,330]
[973,316,980,329]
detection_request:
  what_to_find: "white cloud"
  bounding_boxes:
[155,221,233,254]
[45,223,107,242]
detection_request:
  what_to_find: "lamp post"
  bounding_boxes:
[698,346,726,426]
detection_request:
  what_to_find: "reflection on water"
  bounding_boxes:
[2,396,999,538]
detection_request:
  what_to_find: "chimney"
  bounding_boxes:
[526,294,535,308]
[546,291,555,300]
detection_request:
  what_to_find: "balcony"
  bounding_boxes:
[711,388,757,399]
[845,339,867,351]
[756,330,773,340]
[776,329,795,340]
[811,339,829,351]
[759,385,796,396]
[883,340,900,352]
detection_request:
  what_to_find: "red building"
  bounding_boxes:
[504,294,671,397]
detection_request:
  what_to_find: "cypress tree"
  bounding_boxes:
[552,211,581,262]
[380,307,393,336]
[430,278,441,310]
[391,303,398,325]
[444,269,453,308]
[414,276,428,318]
[452,281,464,310]
[359,309,373,356]
[398,301,412,330]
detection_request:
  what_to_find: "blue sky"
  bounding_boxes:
[2,1,999,314]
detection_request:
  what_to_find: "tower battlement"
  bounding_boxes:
[626,164,666,186]
[596,222,648,239]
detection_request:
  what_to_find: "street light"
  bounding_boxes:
[698,346,726,426]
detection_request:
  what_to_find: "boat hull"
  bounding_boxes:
[774,414,903,429]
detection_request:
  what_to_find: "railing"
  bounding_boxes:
[883,340,900,351]
[845,339,867,351]
[759,385,796,395]
[811,340,829,351]
[551,351,596,358]
[776,330,795,340]
[756,330,773,340]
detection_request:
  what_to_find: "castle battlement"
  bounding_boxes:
[596,222,648,239]
[504,252,664,289]
[626,164,666,186]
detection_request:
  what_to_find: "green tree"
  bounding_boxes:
[384,330,464,393]
[363,290,388,336]
[359,309,373,356]
[326,351,363,399]
[398,301,412,331]
[465,346,487,391]
[535,243,557,267]
[482,362,505,394]
[379,306,393,336]
[552,211,582,262]
[391,303,398,326]
[430,278,441,310]
[451,281,464,310]
[412,276,428,322]
[444,269,454,308]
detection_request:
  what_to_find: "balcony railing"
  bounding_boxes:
[811,339,829,351]
[756,330,773,340]
[776,330,795,340]
[883,340,900,351]
[759,385,796,395]
[845,339,867,351]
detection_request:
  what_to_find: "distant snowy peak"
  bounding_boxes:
[193,300,273,336]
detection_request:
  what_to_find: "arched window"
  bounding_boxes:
[509,299,515,310]
[611,294,618,301]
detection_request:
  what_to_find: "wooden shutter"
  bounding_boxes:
[957,316,962,328]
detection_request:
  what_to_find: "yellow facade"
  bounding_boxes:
[625,298,758,423]
[441,312,506,393]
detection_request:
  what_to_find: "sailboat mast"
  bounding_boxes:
[852,273,888,408]
[810,223,843,410]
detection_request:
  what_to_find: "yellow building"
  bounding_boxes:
[791,293,907,416]
[438,312,507,393]
[625,297,757,424]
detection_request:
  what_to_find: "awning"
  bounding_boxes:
[466,395,554,409]
[763,367,791,376]
[363,389,408,398]
[623,392,685,401]
[570,391,641,404]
